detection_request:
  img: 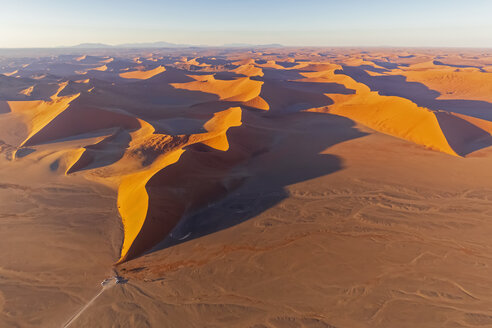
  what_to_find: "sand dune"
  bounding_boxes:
[115,107,242,262]
[232,64,264,77]
[19,85,34,96]
[2,70,18,77]
[89,65,108,72]
[171,75,269,109]
[119,65,166,79]
[7,83,80,148]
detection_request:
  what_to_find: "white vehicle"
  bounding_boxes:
[100,278,113,287]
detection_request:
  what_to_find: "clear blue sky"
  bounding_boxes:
[1,0,492,48]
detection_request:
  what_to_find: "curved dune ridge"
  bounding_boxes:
[89,65,108,72]
[6,82,80,149]
[119,65,166,80]
[2,70,18,77]
[116,107,242,262]
[19,86,34,96]
[171,74,269,110]
[232,64,264,77]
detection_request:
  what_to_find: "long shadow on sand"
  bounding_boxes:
[142,111,367,257]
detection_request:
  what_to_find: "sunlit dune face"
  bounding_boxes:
[119,65,166,79]
[171,75,263,102]
[19,85,34,96]
[232,64,264,77]
[89,65,107,71]
[2,70,18,77]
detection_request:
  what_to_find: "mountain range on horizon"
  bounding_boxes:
[69,41,284,49]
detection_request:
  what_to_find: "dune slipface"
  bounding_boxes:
[119,65,166,79]
[3,48,492,328]
[116,107,242,262]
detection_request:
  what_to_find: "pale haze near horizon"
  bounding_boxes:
[1,0,492,48]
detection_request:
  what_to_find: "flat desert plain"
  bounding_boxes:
[2,47,492,327]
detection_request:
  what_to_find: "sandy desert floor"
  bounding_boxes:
[2,47,492,327]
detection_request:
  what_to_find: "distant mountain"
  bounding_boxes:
[70,42,284,49]
[116,41,192,48]
[71,42,192,49]
[222,43,284,48]
[71,43,112,48]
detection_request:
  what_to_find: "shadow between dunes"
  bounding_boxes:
[124,111,367,262]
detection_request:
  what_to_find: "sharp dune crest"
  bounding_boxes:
[232,64,264,77]
[119,65,166,79]
[171,75,269,109]
[115,107,242,262]
[7,86,80,148]
[19,85,34,96]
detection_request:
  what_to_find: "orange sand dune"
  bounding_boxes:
[256,60,284,69]
[342,58,387,70]
[74,79,90,84]
[114,107,242,262]
[7,82,80,148]
[186,57,210,67]
[232,58,256,66]
[232,64,264,77]
[64,130,132,175]
[100,57,114,64]
[18,86,34,96]
[171,75,269,110]
[119,66,166,80]
[89,65,108,72]
[2,70,18,77]
[22,105,142,147]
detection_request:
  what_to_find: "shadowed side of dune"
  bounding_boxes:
[23,104,141,146]
[124,144,249,261]
[116,107,243,262]
[7,92,80,147]
[0,101,10,114]
[435,111,492,156]
[66,129,132,174]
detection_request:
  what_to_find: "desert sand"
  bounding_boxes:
[2,47,492,327]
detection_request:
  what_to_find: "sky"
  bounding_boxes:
[1,0,492,48]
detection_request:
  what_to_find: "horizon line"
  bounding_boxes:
[1,43,492,50]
